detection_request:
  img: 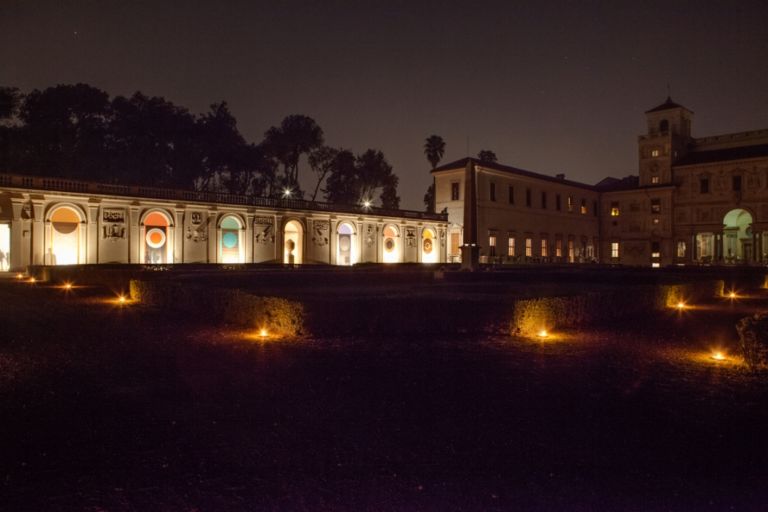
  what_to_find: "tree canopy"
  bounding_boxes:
[0,83,401,208]
[477,149,498,163]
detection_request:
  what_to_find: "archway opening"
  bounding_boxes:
[49,206,82,265]
[337,222,357,265]
[220,215,244,264]
[421,228,438,263]
[144,211,171,264]
[723,208,753,262]
[382,224,400,263]
[283,220,303,264]
[0,223,10,271]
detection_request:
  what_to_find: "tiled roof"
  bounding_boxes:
[645,96,692,114]
[675,144,768,166]
[431,157,596,190]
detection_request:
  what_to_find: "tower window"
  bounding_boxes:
[611,242,620,259]
[567,196,573,212]
[651,176,660,184]
[580,198,587,215]
[651,149,660,158]
[490,182,496,201]
[610,202,620,217]
[451,182,460,200]
[659,120,669,133]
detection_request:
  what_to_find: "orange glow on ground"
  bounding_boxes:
[537,329,549,338]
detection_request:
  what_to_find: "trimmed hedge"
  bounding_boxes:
[129,280,304,337]
[511,280,724,335]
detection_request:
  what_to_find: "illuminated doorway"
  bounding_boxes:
[0,224,9,271]
[337,222,357,265]
[219,215,244,263]
[421,228,438,263]
[283,220,303,264]
[48,206,82,265]
[382,224,400,263]
[143,211,172,264]
[723,208,753,263]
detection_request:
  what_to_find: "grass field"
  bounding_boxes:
[1,272,767,511]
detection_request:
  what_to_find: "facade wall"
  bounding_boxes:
[0,183,447,271]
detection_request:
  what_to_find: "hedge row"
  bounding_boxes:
[129,280,304,337]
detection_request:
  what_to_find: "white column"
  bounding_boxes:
[31,201,45,266]
[87,205,99,264]
[129,207,140,264]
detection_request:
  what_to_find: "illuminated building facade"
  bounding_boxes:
[433,97,768,267]
[0,175,447,271]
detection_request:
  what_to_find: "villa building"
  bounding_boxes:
[433,97,768,267]
[0,175,448,271]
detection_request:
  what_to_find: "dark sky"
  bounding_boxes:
[2,0,767,210]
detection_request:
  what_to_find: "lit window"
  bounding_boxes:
[489,235,497,257]
[651,149,660,157]
[651,176,660,184]
[652,218,660,224]
[507,236,515,257]
[567,196,573,212]
[651,198,661,214]
[580,199,587,215]
[541,239,548,257]
[676,241,686,258]
[610,202,620,216]
[568,239,575,262]
[611,242,620,259]
[451,182,460,201]
[651,242,660,259]
[525,238,532,257]
[555,239,562,257]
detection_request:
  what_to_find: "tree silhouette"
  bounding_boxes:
[325,149,400,209]
[263,114,324,195]
[477,149,498,163]
[424,134,445,169]
[308,146,340,202]
[423,184,434,212]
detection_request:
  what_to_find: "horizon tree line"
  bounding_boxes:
[0,84,400,209]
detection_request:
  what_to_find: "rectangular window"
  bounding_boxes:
[568,239,575,262]
[567,196,573,212]
[556,194,562,211]
[508,185,514,204]
[525,238,532,257]
[611,242,620,259]
[541,191,547,209]
[451,182,460,201]
[490,182,496,201]
[507,236,515,257]
[489,235,496,257]
[555,239,563,258]
[526,188,531,207]
[676,241,686,258]
[580,198,587,215]
[651,176,660,184]
[651,149,660,157]
[541,238,548,257]
[651,241,660,259]
[610,202,620,216]
[700,177,709,194]
[651,198,661,214]
[733,175,742,192]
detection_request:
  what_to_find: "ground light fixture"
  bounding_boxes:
[259,328,269,338]
[537,329,549,338]
[727,291,737,299]
[711,351,726,361]
[62,282,73,290]
[27,277,36,284]
[362,199,372,209]
[282,188,292,198]
[16,273,23,279]
[675,301,686,310]
[117,294,128,305]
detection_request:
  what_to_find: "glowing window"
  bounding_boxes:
[580,199,587,215]
[651,176,660,184]
[556,239,562,258]
[651,149,660,157]
[541,239,548,257]
[507,236,515,257]
[489,235,497,257]
[525,238,532,257]
[50,206,81,265]
[567,196,573,212]
[610,202,620,216]
[611,242,619,258]
[677,241,686,258]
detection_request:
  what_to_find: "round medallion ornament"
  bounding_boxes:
[384,238,395,252]
[146,228,166,249]
[423,238,433,254]
[222,231,238,249]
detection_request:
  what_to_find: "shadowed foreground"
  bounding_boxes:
[1,278,767,511]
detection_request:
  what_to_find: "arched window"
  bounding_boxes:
[382,224,400,263]
[421,228,438,263]
[143,211,171,264]
[48,206,83,265]
[336,222,357,265]
[219,215,244,263]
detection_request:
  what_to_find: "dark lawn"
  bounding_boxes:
[1,278,768,511]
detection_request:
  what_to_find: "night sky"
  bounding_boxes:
[2,0,767,209]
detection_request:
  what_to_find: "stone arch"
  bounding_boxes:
[45,203,86,265]
[283,218,304,265]
[382,224,401,263]
[723,208,754,263]
[217,213,245,264]
[336,221,358,266]
[140,208,174,264]
[421,227,438,263]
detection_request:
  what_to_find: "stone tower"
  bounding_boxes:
[638,97,694,187]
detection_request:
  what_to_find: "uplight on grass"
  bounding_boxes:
[27,277,36,284]
[16,273,23,279]
[727,291,738,299]
[537,329,549,339]
[62,282,73,291]
[711,351,726,361]
[259,328,269,338]
[675,301,686,310]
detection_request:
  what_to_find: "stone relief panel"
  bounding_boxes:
[254,216,274,245]
[312,220,329,247]
[102,208,126,241]
[186,212,209,243]
[406,227,416,247]
[365,224,375,247]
